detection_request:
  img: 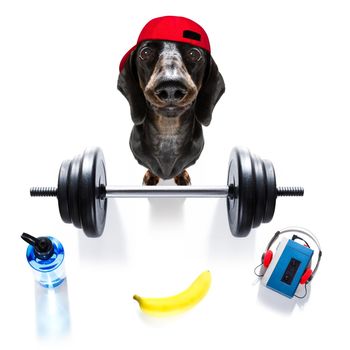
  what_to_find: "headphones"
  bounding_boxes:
[260,227,322,285]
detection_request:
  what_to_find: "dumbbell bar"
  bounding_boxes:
[30,147,304,238]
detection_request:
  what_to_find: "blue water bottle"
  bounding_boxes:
[21,233,66,288]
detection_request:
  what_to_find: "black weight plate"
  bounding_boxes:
[262,159,277,223]
[79,147,107,237]
[57,159,71,223]
[227,147,255,237]
[251,154,267,228]
[67,154,83,229]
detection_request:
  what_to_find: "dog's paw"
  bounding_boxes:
[174,170,191,186]
[143,170,160,186]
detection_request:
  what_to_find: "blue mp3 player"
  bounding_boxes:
[261,238,314,298]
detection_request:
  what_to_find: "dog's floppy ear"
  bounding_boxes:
[117,51,147,125]
[195,57,225,126]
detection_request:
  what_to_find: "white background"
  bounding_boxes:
[0,1,349,349]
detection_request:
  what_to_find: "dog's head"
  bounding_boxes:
[117,17,225,126]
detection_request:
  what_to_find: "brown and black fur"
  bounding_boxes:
[118,40,225,185]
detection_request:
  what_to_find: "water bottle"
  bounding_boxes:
[21,233,66,288]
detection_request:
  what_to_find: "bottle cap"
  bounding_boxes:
[21,233,54,260]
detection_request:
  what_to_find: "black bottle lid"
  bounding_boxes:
[21,233,54,260]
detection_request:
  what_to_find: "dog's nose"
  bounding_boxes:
[155,82,187,103]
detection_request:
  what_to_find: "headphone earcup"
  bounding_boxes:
[300,268,313,284]
[262,250,273,268]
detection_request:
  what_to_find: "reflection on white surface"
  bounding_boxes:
[35,278,71,339]
[137,309,184,327]
[256,280,311,314]
[208,199,256,261]
[148,197,185,230]
[78,200,127,262]
[148,178,185,231]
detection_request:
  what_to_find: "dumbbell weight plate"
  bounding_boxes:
[251,154,266,228]
[227,147,256,237]
[262,159,277,223]
[58,159,72,223]
[67,155,83,228]
[78,147,107,237]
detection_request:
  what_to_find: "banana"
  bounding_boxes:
[133,270,211,316]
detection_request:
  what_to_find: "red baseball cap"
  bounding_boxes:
[119,16,211,72]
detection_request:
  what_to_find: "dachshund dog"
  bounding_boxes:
[118,39,225,185]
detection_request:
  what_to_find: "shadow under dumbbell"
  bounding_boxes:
[78,200,127,263]
[208,199,257,261]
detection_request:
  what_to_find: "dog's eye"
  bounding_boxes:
[139,47,154,61]
[186,48,202,62]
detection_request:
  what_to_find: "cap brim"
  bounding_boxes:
[119,45,137,72]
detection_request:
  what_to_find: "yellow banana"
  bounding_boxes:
[133,270,211,316]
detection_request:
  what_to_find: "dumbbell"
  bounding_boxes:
[30,147,304,238]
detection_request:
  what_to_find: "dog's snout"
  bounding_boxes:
[155,82,188,103]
